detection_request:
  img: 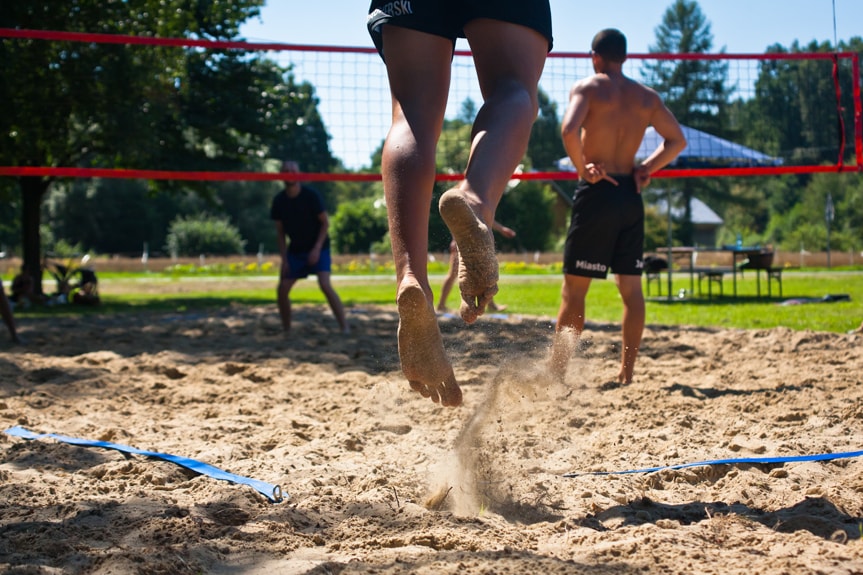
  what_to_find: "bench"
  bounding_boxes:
[738,251,783,298]
[740,265,784,298]
[643,255,668,297]
[694,267,732,299]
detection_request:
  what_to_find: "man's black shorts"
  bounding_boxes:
[563,176,645,279]
[367,0,553,58]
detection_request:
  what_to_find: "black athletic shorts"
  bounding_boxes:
[367,0,553,58]
[562,176,645,279]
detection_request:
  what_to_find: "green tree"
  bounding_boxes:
[739,38,862,167]
[0,0,335,292]
[330,197,389,254]
[772,173,862,253]
[729,36,862,247]
[494,181,556,251]
[526,88,566,170]
[643,0,731,134]
[165,214,245,257]
[641,0,733,246]
[47,178,210,257]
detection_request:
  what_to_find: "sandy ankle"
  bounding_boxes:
[438,190,498,323]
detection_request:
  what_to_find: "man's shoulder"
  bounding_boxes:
[571,73,626,97]
[577,73,652,91]
[572,74,602,91]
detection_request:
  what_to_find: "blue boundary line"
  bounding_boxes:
[4,426,285,503]
[563,449,863,477]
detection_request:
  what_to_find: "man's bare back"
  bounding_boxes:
[561,43,685,187]
[575,74,660,174]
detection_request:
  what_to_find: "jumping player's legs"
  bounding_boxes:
[614,274,645,384]
[440,19,548,323]
[380,25,462,407]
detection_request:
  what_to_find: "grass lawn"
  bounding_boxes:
[11,270,860,334]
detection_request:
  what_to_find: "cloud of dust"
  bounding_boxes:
[425,346,576,517]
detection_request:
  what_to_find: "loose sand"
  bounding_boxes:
[1,300,862,574]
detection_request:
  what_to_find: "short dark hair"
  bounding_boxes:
[591,28,627,63]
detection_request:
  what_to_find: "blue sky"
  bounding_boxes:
[238,1,862,169]
[241,0,861,54]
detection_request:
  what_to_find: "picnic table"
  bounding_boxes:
[648,246,783,300]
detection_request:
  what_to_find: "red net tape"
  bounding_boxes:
[1,28,860,181]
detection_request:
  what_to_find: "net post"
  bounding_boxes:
[853,53,863,171]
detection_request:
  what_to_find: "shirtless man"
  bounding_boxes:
[367,0,552,406]
[552,28,686,384]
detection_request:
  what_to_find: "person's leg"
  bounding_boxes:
[317,272,349,334]
[615,274,645,384]
[381,25,462,406]
[436,241,458,312]
[0,281,20,344]
[556,274,591,334]
[550,274,591,379]
[439,19,548,323]
[276,276,298,332]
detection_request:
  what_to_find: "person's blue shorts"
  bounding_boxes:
[283,249,332,280]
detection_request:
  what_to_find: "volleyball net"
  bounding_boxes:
[1,28,861,184]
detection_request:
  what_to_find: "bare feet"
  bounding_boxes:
[488,301,507,312]
[439,190,498,324]
[397,281,463,407]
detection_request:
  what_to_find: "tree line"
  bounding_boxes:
[2,0,861,293]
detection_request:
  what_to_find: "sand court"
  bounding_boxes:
[1,303,862,574]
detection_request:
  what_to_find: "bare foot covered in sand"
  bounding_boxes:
[397,282,463,407]
[438,190,498,324]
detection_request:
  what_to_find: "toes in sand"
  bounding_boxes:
[397,283,463,407]
[439,190,498,324]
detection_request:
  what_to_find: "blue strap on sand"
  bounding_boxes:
[563,449,863,477]
[4,426,285,503]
